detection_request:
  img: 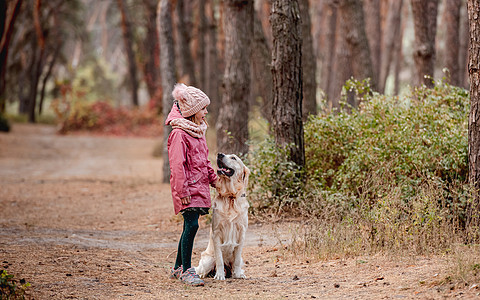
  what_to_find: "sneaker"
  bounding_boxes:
[170,266,183,279]
[179,267,205,286]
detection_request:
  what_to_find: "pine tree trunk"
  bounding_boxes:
[0,0,23,114]
[175,0,197,86]
[205,0,220,127]
[142,0,162,111]
[197,0,207,90]
[363,0,381,85]
[321,0,338,105]
[393,8,405,96]
[379,0,403,93]
[251,9,273,126]
[339,0,377,91]
[468,0,480,196]
[444,0,462,86]
[411,0,438,88]
[460,1,469,89]
[158,0,177,183]
[299,0,317,120]
[330,11,353,109]
[117,0,139,106]
[216,0,253,156]
[271,0,305,168]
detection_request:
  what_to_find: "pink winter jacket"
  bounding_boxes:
[165,105,217,215]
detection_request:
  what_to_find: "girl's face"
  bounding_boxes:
[194,106,208,123]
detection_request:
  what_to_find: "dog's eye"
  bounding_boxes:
[231,157,236,160]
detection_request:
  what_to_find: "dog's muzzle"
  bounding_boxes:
[217,153,235,177]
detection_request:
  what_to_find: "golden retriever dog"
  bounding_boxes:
[195,153,250,280]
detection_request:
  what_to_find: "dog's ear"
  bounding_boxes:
[242,166,250,187]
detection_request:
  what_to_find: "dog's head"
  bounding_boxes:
[216,153,250,196]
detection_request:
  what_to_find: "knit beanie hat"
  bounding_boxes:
[172,83,211,117]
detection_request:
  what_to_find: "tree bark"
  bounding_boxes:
[158,0,177,183]
[379,0,403,93]
[363,0,381,85]
[339,0,377,91]
[411,0,438,88]
[320,0,338,105]
[299,0,316,120]
[467,0,480,228]
[205,0,220,127]
[460,0,469,89]
[444,0,462,86]
[141,0,162,111]
[216,0,253,156]
[0,0,23,114]
[197,0,207,90]
[251,9,273,126]
[271,0,305,168]
[393,6,406,96]
[331,18,354,109]
[175,0,197,86]
[117,0,139,106]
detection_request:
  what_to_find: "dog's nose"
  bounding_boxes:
[217,153,225,159]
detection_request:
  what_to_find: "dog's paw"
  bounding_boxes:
[233,271,246,279]
[214,272,226,280]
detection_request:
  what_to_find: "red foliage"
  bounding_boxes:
[59,101,164,137]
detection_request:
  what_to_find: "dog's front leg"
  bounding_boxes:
[213,234,226,280]
[232,224,247,279]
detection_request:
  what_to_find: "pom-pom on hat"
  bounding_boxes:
[172,83,210,117]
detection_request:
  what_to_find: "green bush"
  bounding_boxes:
[249,79,471,254]
[248,138,304,213]
[306,79,468,201]
[0,270,30,300]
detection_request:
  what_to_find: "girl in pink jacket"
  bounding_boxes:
[165,83,217,286]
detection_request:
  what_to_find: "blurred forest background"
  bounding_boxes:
[0,0,469,132]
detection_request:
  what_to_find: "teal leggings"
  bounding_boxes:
[174,210,199,270]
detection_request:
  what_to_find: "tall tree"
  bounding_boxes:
[319,0,338,106]
[379,0,403,93]
[251,9,273,125]
[271,0,305,168]
[444,0,462,86]
[0,0,23,114]
[205,0,220,127]
[460,2,469,89]
[467,0,480,226]
[197,0,207,90]
[158,0,177,183]
[363,0,381,84]
[299,0,317,120]
[117,0,139,106]
[411,0,438,87]
[141,0,162,111]
[216,0,253,156]
[338,0,377,92]
[175,0,196,86]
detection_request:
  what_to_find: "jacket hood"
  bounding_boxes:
[165,104,183,125]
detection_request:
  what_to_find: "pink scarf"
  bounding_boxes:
[170,118,207,138]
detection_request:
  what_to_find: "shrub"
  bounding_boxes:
[0,270,30,300]
[249,79,471,254]
[51,84,163,137]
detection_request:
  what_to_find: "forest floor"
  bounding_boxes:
[1,123,479,299]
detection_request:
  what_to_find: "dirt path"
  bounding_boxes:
[0,124,477,299]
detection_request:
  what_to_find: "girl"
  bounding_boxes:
[165,83,217,286]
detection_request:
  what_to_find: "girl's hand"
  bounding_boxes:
[181,196,191,205]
